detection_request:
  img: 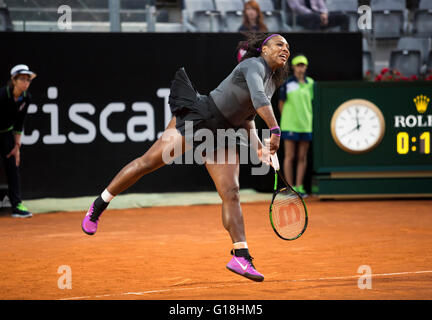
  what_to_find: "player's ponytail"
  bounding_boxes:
[237,32,270,62]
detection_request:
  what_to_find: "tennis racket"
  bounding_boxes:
[269,153,308,240]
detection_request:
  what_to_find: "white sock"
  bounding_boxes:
[233,242,248,249]
[101,189,114,203]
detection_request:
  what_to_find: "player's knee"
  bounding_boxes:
[221,186,240,203]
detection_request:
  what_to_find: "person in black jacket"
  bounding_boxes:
[0,64,36,218]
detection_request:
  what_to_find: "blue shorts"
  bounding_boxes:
[281,131,313,141]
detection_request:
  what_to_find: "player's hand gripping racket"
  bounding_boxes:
[269,152,308,240]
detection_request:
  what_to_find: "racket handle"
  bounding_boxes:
[261,138,271,165]
[270,153,280,171]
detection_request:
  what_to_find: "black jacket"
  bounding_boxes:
[0,85,32,133]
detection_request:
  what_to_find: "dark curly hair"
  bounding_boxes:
[237,32,290,87]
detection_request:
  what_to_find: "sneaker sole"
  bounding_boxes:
[81,225,95,236]
[11,214,32,218]
[226,266,264,282]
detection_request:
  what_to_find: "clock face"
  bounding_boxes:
[331,99,386,154]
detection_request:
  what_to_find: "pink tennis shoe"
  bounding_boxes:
[226,251,264,282]
[82,202,100,235]
[82,196,109,236]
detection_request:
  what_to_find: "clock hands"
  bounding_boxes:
[340,109,362,139]
[339,126,359,138]
[355,107,361,131]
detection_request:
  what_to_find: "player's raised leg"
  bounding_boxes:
[82,117,187,235]
[205,150,264,282]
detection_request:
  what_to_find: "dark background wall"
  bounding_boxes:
[0,32,362,198]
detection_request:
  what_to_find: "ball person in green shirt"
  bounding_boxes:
[278,54,314,197]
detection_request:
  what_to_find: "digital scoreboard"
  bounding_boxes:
[313,82,432,198]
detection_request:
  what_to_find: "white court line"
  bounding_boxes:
[59,270,432,300]
[291,270,432,282]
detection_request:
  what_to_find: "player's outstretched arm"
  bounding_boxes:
[256,105,280,154]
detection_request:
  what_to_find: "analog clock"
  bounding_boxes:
[331,99,386,154]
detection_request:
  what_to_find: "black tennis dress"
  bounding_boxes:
[168,57,276,149]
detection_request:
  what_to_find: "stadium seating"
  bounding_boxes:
[326,0,359,32]
[214,0,244,32]
[121,0,147,10]
[363,38,374,77]
[397,37,431,66]
[371,0,406,39]
[419,0,432,9]
[413,0,432,37]
[363,50,374,77]
[389,49,422,77]
[183,0,223,32]
[0,6,13,31]
[282,1,299,30]
[428,51,432,73]
[255,0,290,32]
[5,0,182,32]
[5,0,137,22]
[371,0,406,11]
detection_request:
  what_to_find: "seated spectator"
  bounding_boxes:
[287,0,349,31]
[238,0,268,32]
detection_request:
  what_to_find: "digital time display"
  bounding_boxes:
[396,131,430,154]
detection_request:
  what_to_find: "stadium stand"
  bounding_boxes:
[427,51,432,77]
[326,0,359,32]
[255,0,290,32]
[0,1,13,31]
[214,0,244,32]
[397,37,431,67]
[412,0,432,37]
[371,0,406,39]
[2,0,432,79]
[280,0,300,30]
[363,37,374,77]
[183,0,223,32]
[4,0,182,32]
[429,51,432,69]
[389,49,422,77]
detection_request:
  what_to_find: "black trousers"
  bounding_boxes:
[0,131,21,207]
[296,12,350,31]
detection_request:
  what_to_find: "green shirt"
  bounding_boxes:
[279,76,314,133]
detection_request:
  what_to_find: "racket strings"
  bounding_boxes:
[272,192,306,239]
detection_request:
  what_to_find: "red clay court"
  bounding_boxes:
[1,197,431,300]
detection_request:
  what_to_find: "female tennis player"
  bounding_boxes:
[82,33,290,282]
